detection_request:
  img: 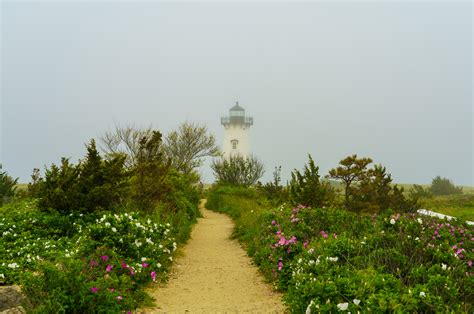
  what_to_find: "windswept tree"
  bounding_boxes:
[329,155,418,213]
[0,164,18,206]
[327,154,372,208]
[164,122,220,174]
[211,155,264,187]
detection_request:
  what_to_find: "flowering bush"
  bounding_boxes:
[0,200,183,312]
[207,186,474,313]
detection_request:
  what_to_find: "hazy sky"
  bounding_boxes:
[1,1,472,185]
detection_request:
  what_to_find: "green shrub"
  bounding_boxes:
[36,140,128,214]
[431,176,463,196]
[207,186,474,313]
[289,155,334,208]
[0,164,18,206]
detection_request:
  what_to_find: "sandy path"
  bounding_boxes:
[143,201,286,313]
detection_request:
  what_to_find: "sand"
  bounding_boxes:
[142,201,286,313]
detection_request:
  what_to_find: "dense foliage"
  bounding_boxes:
[328,154,418,213]
[207,186,474,313]
[289,155,334,208]
[2,125,204,312]
[431,176,463,196]
[211,155,265,187]
[0,164,18,206]
[32,140,128,214]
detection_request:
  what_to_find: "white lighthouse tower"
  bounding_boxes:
[221,102,253,159]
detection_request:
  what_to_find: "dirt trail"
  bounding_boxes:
[143,201,285,313]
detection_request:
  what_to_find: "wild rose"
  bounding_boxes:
[278,237,287,246]
[278,261,283,271]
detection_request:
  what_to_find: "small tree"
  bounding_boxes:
[289,155,334,208]
[211,155,264,187]
[165,122,220,174]
[132,131,172,211]
[100,124,154,167]
[0,164,18,206]
[328,154,372,209]
[260,166,287,204]
[430,176,463,195]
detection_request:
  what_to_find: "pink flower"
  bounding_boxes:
[278,237,287,246]
[101,255,108,262]
[303,241,308,249]
[468,260,473,267]
[271,220,277,226]
[89,260,98,267]
[90,287,98,293]
[321,231,328,239]
[288,236,297,244]
[151,271,157,282]
[117,295,123,301]
[121,261,128,269]
[109,288,115,292]
[142,263,149,268]
[278,261,283,271]
[106,265,113,272]
[333,233,338,239]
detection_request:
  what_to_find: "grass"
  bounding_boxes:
[418,194,474,221]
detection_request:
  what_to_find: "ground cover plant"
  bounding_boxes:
[207,185,474,313]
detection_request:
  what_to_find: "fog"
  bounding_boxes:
[1,1,472,185]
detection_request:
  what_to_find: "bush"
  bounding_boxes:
[289,155,334,208]
[431,176,463,196]
[211,155,265,187]
[0,164,18,206]
[207,186,474,313]
[36,140,128,214]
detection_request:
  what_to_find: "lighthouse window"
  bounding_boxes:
[231,139,239,149]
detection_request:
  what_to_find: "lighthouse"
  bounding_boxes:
[221,102,253,159]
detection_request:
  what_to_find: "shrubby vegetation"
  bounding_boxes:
[0,164,18,206]
[431,176,463,196]
[207,186,473,313]
[1,123,209,312]
[211,155,265,187]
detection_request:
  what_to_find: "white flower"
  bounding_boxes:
[390,219,396,225]
[337,302,349,311]
[105,222,111,227]
[157,263,162,268]
[441,263,447,270]
[415,237,420,241]
[7,263,19,269]
[0,274,4,279]
[111,227,117,232]
[353,299,360,305]
[420,291,426,298]
[305,300,315,314]
[328,257,339,262]
[417,218,423,224]
[141,257,147,262]
[169,256,173,261]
